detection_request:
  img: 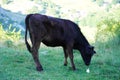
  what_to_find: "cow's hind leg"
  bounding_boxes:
[63,48,68,66]
[31,41,43,71]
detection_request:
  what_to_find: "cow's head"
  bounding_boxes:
[80,45,96,66]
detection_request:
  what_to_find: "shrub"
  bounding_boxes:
[95,6,120,48]
[0,23,21,47]
[4,40,14,47]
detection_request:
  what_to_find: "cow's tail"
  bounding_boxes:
[25,14,33,53]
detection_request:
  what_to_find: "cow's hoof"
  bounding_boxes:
[36,67,43,71]
[64,63,67,66]
[69,67,76,71]
[72,66,76,70]
[69,66,76,70]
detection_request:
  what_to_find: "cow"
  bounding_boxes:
[25,14,96,71]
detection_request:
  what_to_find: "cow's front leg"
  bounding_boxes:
[68,51,76,70]
[31,41,43,71]
[65,43,76,70]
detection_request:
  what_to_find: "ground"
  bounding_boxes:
[0,45,120,80]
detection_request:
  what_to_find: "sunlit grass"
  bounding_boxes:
[0,44,120,80]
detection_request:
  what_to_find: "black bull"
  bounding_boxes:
[25,14,96,71]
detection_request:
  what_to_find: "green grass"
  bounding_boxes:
[0,45,120,80]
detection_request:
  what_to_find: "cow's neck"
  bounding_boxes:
[78,32,90,47]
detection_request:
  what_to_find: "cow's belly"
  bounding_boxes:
[42,39,64,47]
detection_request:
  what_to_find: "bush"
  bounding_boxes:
[95,6,120,48]
[4,40,14,47]
[0,23,21,47]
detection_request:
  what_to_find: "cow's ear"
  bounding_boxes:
[88,46,94,49]
[91,46,94,50]
[90,46,96,54]
[94,51,96,54]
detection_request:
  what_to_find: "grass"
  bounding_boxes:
[0,44,120,80]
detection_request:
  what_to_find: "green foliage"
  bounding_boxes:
[95,6,120,47]
[0,23,21,47]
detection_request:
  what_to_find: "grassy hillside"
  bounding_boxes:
[0,44,120,80]
[0,0,120,80]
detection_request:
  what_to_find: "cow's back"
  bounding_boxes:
[42,17,80,47]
